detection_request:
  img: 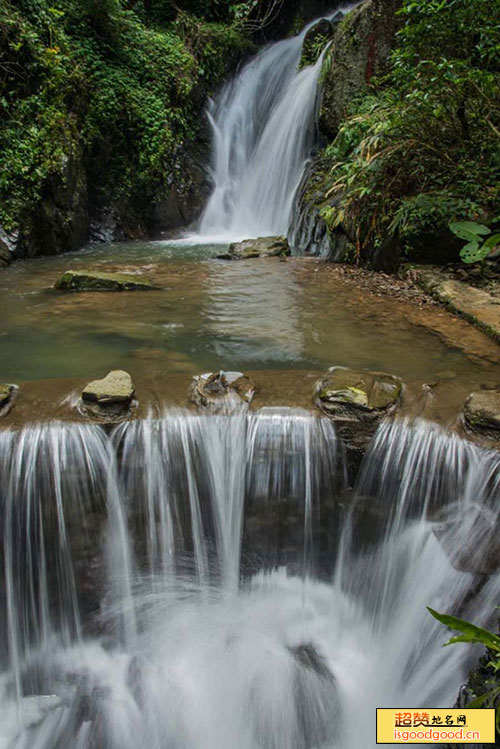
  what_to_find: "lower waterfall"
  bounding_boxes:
[1,412,499,748]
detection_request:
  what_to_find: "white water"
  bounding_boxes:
[187,6,357,244]
[1,414,500,748]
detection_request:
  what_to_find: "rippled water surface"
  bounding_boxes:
[1,241,500,390]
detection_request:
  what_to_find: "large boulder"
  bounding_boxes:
[320,0,403,139]
[55,270,158,292]
[219,236,291,260]
[463,390,500,434]
[289,161,355,261]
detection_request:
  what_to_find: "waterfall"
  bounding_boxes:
[193,6,357,243]
[1,413,500,747]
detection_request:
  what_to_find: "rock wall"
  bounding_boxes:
[15,148,89,259]
[319,0,402,139]
[290,0,402,262]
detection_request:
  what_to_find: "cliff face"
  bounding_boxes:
[319,0,402,139]
[0,1,254,258]
[16,149,89,258]
[291,0,402,267]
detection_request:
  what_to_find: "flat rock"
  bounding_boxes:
[416,270,500,342]
[82,370,135,405]
[220,236,291,260]
[55,270,158,292]
[463,390,500,432]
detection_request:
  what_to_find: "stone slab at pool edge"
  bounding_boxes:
[416,270,500,343]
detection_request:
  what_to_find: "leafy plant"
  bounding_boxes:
[316,0,500,265]
[429,607,500,731]
[0,0,251,231]
[449,220,500,264]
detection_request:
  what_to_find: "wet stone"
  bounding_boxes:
[434,504,500,575]
[55,270,158,292]
[315,367,403,482]
[0,238,10,268]
[463,390,500,433]
[315,366,402,418]
[81,370,135,421]
[0,384,18,416]
[218,236,290,260]
[190,371,255,412]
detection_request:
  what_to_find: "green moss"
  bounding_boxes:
[0,0,253,232]
[313,0,500,266]
[0,385,12,404]
[318,369,402,410]
[55,269,158,291]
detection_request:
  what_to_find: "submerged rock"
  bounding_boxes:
[81,370,135,420]
[0,384,18,416]
[55,270,158,292]
[315,367,403,478]
[463,390,500,433]
[219,236,290,260]
[191,371,255,412]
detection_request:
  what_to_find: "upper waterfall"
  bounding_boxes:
[195,6,355,243]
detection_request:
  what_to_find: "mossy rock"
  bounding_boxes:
[300,17,337,68]
[315,366,403,483]
[81,370,136,422]
[0,384,18,416]
[221,236,291,260]
[316,367,403,416]
[55,270,159,292]
[82,370,135,405]
[463,390,500,433]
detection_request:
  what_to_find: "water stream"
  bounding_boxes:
[1,413,500,748]
[196,5,357,242]
[1,7,500,747]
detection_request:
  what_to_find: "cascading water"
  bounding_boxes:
[1,412,500,748]
[195,5,358,242]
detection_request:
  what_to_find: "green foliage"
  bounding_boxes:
[317,0,500,264]
[428,608,500,652]
[449,220,500,264]
[0,0,251,231]
[429,607,500,730]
